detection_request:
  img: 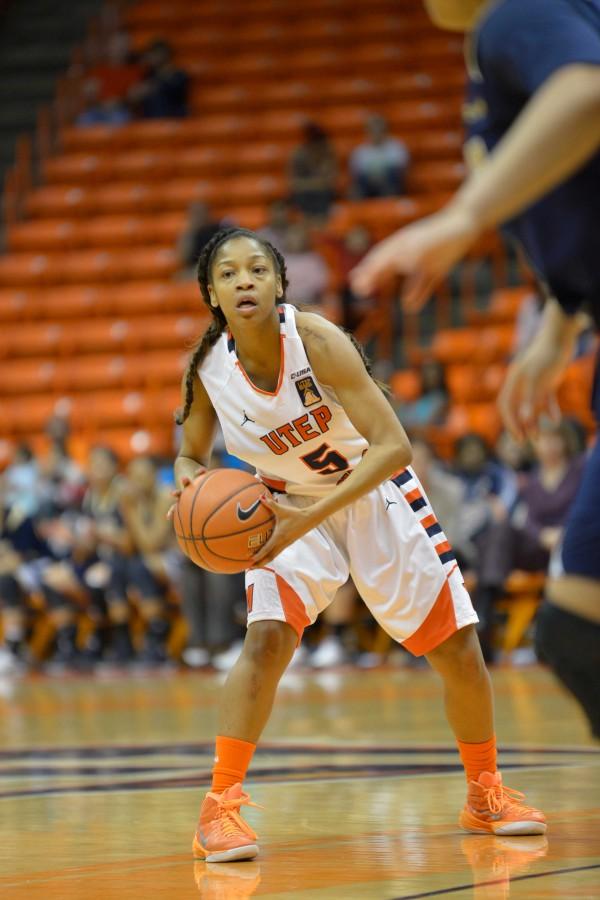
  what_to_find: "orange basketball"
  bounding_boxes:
[173,468,275,574]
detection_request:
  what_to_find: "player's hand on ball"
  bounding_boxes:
[166,467,206,520]
[251,497,314,566]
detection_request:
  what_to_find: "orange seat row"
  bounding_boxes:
[60,104,461,155]
[0,247,179,287]
[1,387,181,436]
[0,281,202,320]
[1,350,188,395]
[7,213,186,253]
[46,131,462,188]
[0,313,205,358]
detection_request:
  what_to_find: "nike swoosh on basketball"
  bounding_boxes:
[237,499,262,521]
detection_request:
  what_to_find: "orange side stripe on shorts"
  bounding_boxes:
[275,573,310,645]
[402,578,458,657]
[261,475,287,492]
[404,487,423,504]
[435,540,452,557]
[420,513,438,530]
[246,584,254,614]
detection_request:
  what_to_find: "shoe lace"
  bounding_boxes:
[483,782,537,816]
[208,790,262,840]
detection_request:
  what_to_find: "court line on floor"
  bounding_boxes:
[390,862,600,899]
[0,741,596,761]
[0,760,563,799]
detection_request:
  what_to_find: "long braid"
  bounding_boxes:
[175,226,387,426]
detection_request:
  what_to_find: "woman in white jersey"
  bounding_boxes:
[171,227,546,863]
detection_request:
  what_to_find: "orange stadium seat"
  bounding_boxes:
[390,369,422,403]
[446,364,506,403]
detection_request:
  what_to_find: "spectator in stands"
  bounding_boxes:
[288,121,338,221]
[396,359,449,429]
[473,419,584,661]
[0,472,55,673]
[132,39,189,119]
[333,225,374,330]
[349,114,410,199]
[177,202,224,278]
[116,455,179,665]
[38,416,86,517]
[40,446,132,668]
[282,221,329,306]
[76,79,132,127]
[1,444,41,519]
[257,199,294,253]
[453,432,519,572]
[86,30,142,101]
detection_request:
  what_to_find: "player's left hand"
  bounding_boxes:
[251,496,315,567]
[349,204,481,310]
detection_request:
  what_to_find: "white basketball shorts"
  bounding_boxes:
[246,468,478,657]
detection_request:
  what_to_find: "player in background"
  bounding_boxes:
[351,0,600,737]
[171,227,546,864]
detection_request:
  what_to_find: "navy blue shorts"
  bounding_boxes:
[561,354,600,579]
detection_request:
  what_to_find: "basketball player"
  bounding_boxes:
[351,0,600,738]
[171,227,546,864]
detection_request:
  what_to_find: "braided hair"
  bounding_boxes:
[175,226,387,425]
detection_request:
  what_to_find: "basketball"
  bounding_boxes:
[173,468,275,574]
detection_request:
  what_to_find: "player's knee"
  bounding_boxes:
[427,625,486,679]
[244,621,296,670]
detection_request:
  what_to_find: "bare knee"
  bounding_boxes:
[242,621,297,671]
[426,625,487,681]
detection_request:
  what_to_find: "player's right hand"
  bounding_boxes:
[166,468,206,520]
[349,204,480,310]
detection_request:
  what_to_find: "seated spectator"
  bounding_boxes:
[0,455,55,673]
[85,31,143,101]
[333,225,374,330]
[257,199,294,253]
[288,121,338,221]
[40,446,132,668]
[282,221,330,306]
[349,114,410,199]
[116,455,179,665]
[177,202,223,277]
[131,40,189,119]
[454,432,519,570]
[473,419,584,661]
[397,360,449,429]
[76,79,132,127]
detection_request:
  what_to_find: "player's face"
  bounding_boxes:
[208,236,283,324]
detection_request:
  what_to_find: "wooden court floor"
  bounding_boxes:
[0,663,598,899]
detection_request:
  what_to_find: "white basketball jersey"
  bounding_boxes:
[198,304,369,497]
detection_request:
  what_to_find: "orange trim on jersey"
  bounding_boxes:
[420,513,438,530]
[261,475,287,493]
[275,572,310,645]
[246,583,254,614]
[402,578,458,657]
[404,487,423,505]
[235,332,285,397]
[435,540,452,557]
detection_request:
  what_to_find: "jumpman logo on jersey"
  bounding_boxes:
[385,498,397,511]
[241,410,255,427]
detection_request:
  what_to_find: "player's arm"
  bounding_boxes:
[173,373,218,494]
[253,314,412,564]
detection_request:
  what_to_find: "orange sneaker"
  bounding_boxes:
[459,771,547,836]
[193,783,260,863]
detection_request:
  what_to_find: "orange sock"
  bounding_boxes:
[457,735,497,783]
[211,735,256,794]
